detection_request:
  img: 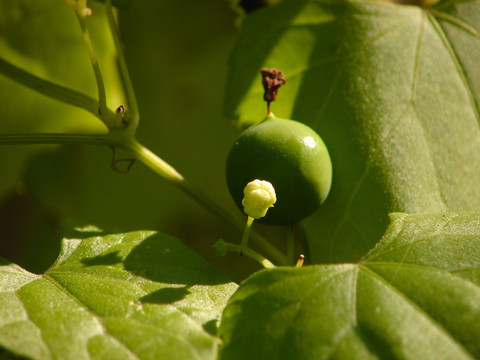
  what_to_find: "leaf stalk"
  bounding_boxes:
[220,240,276,269]
[105,0,140,135]
[74,1,111,128]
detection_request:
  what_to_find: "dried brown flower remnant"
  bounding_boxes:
[261,68,286,113]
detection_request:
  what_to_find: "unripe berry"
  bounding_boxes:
[226,115,332,225]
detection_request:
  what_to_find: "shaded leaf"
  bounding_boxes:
[224,0,480,263]
[0,229,237,360]
[218,213,480,360]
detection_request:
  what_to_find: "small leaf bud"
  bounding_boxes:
[213,239,228,256]
[242,179,277,219]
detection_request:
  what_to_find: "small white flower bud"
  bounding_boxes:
[242,179,277,219]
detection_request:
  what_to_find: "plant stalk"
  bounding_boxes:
[0,58,108,120]
[74,2,110,127]
[240,216,255,254]
[221,240,276,269]
[105,0,140,134]
[0,133,118,147]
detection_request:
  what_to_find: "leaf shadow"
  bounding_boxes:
[123,233,230,286]
[140,285,191,304]
[202,319,219,336]
[356,326,398,359]
[81,251,123,266]
[141,286,221,336]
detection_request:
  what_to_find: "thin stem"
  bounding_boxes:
[0,133,119,147]
[121,138,184,183]
[240,216,255,254]
[74,2,110,127]
[0,58,110,120]
[221,240,275,269]
[105,0,140,134]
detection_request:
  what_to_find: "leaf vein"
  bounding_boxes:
[13,286,54,360]
[427,12,480,128]
[328,107,410,260]
[363,234,480,262]
[359,264,475,358]
[43,274,141,360]
[46,270,212,339]
[430,9,480,39]
[364,261,480,290]
[264,266,358,357]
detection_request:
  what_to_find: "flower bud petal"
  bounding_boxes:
[242,179,277,219]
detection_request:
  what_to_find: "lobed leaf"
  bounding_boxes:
[0,230,238,360]
[218,213,480,360]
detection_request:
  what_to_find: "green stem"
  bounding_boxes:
[240,216,254,254]
[0,58,110,120]
[74,2,110,127]
[121,138,184,183]
[0,133,118,147]
[105,0,140,134]
[221,240,275,269]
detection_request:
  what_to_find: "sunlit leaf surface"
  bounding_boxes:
[0,229,237,360]
[219,213,480,360]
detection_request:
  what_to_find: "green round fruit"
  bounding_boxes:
[226,115,332,225]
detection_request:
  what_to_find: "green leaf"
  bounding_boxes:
[0,229,238,360]
[224,0,480,263]
[218,213,480,360]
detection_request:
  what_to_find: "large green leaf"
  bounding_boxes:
[218,213,480,360]
[224,0,480,264]
[0,229,238,359]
